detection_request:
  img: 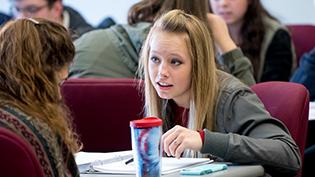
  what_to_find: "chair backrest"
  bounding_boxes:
[61,78,144,152]
[251,81,309,177]
[0,127,45,177]
[287,25,315,63]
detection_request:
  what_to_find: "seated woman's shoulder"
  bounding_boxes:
[217,70,250,93]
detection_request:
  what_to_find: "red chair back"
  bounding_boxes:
[61,78,144,152]
[0,127,45,177]
[251,81,309,177]
[287,25,315,63]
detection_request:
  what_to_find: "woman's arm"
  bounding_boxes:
[201,85,301,176]
[207,14,255,86]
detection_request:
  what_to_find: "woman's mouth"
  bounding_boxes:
[157,82,173,90]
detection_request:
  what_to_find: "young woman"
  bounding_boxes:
[0,18,81,177]
[70,0,255,86]
[138,10,300,176]
[209,0,295,82]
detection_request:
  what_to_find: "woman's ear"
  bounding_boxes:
[50,1,63,21]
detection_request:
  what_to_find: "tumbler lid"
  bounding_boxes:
[130,117,162,128]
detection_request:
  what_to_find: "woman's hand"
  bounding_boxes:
[207,13,237,54]
[162,125,202,158]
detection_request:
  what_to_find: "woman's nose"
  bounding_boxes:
[218,0,229,6]
[158,62,169,78]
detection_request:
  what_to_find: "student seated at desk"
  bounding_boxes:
[0,18,81,177]
[138,10,301,177]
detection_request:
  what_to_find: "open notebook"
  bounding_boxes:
[93,157,213,175]
[75,151,213,175]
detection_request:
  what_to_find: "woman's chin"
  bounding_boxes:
[157,93,172,100]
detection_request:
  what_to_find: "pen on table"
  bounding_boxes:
[125,157,134,165]
[90,154,133,166]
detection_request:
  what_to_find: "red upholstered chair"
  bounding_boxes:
[251,81,309,177]
[0,127,45,177]
[287,25,315,63]
[61,78,144,152]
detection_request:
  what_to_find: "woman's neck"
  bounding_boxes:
[173,98,190,109]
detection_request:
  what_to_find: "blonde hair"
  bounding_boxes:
[138,10,219,132]
[0,18,81,153]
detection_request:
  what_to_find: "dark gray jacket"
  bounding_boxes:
[201,70,301,176]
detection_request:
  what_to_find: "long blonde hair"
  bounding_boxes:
[0,18,81,153]
[138,10,219,132]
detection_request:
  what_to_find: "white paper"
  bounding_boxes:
[310,102,315,120]
[92,157,213,175]
[75,150,133,173]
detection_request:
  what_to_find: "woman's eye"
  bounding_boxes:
[171,59,182,66]
[150,56,160,63]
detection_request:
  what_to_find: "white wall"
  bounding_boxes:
[63,0,139,25]
[1,0,315,26]
[261,0,315,25]
[0,0,11,14]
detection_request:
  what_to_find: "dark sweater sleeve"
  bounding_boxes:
[261,29,293,82]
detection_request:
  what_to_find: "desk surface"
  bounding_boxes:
[80,164,264,177]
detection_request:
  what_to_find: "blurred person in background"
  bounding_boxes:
[209,0,295,82]
[10,0,94,38]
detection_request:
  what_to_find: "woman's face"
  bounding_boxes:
[56,65,69,98]
[148,31,192,108]
[210,0,249,26]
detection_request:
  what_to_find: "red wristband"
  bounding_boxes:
[197,129,205,145]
